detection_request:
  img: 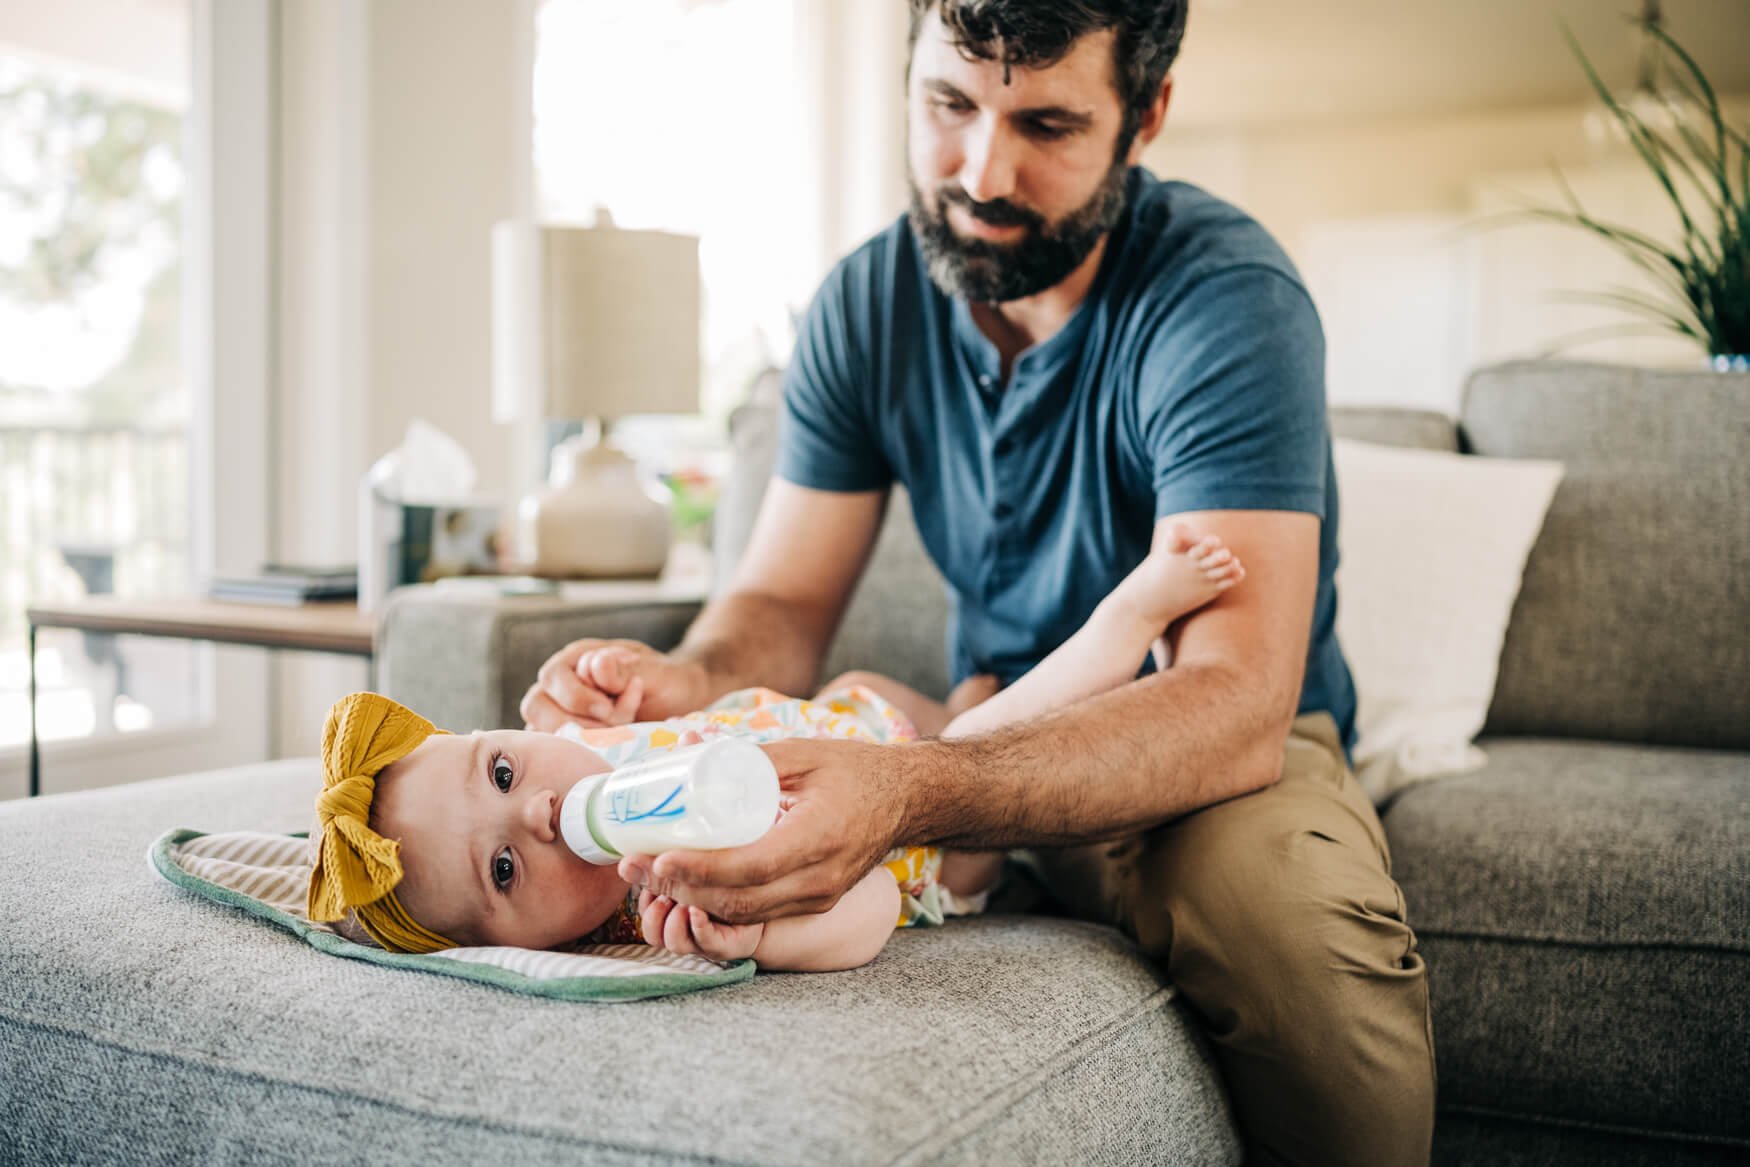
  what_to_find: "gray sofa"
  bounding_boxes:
[2,360,1745,1164]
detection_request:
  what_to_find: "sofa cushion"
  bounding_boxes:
[379,589,703,731]
[1,765,1240,1165]
[1329,405,1460,452]
[717,402,953,700]
[1383,738,1750,1147]
[1461,360,1750,750]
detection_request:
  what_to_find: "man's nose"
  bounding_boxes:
[958,119,1018,205]
[521,789,558,843]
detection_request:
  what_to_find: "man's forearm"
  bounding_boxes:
[670,590,828,704]
[902,662,1293,849]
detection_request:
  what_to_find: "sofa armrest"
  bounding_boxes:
[375,584,704,732]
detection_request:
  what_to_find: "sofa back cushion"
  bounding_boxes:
[715,404,952,699]
[1326,406,1460,454]
[1461,360,1750,748]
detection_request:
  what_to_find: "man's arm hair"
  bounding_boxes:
[902,509,1318,847]
[671,479,888,702]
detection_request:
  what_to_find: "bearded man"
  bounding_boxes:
[524,3,1436,1161]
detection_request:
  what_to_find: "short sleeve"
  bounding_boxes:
[775,264,893,493]
[1135,265,1328,520]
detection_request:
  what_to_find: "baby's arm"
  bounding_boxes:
[641,867,900,972]
[750,867,900,972]
[943,522,1243,739]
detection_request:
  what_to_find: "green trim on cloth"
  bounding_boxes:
[148,828,754,1002]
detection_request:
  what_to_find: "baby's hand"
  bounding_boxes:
[575,648,645,726]
[639,888,764,962]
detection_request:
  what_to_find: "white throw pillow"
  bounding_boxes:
[1333,437,1564,803]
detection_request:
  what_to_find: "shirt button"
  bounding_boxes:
[978,374,993,389]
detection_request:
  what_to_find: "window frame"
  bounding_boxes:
[0,0,273,798]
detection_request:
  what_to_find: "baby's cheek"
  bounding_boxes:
[553,860,630,932]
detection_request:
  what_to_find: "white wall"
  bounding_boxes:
[1147,97,1749,412]
[270,0,532,757]
[365,0,531,500]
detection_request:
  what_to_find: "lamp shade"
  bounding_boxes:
[492,218,701,424]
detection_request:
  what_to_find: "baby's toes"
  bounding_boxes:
[1189,535,1225,560]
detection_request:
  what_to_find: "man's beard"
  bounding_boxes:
[908,159,1130,304]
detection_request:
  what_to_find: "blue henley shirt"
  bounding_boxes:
[777,168,1357,755]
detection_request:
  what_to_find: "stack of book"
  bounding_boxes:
[209,565,358,606]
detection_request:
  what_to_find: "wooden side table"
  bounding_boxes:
[24,596,375,798]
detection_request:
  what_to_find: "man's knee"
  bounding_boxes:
[1131,793,1420,1043]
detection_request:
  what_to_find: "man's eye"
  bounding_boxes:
[932,96,972,115]
[1026,120,1070,140]
[492,847,514,892]
[492,757,514,792]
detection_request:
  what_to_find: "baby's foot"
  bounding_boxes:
[1122,522,1245,627]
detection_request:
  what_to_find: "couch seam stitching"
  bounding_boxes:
[1412,928,1749,956]
[1440,1102,1750,1149]
[0,1007,760,1166]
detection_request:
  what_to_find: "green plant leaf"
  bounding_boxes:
[1646,20,1730,181]
[1501,18,1749,356]
[1522,202,1693,304]
[1548,287,1704,339]
[1563,22,1707,260]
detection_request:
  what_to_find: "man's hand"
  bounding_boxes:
[617,737,912,925]
[520,640,708,731]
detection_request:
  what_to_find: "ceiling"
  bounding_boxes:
[1166,0,1750,130]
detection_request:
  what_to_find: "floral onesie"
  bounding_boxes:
[563,685,987,945]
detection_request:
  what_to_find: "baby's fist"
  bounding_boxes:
[639,889,762,962]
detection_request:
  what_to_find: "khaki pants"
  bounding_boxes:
[1018,713,1436,1167]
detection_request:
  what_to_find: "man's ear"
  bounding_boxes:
[1127,76,1173,163]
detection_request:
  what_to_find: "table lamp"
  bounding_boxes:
[492,213,700,577]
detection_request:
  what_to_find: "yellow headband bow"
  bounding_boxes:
[307,691,458,953]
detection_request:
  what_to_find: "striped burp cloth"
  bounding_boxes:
[148,828,753,1002]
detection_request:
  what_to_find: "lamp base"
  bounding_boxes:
[512,426,670,578]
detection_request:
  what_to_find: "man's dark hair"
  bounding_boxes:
[906,0,1189,154]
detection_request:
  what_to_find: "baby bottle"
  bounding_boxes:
[559,737,780,865]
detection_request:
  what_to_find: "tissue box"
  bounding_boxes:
[361,497,503,611]
[400,503,503,584]
[357,420,499,612]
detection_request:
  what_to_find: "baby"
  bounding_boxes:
[306,522,1242,971]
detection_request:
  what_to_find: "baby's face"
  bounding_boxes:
[372,728,628,950]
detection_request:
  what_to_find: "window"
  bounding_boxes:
[0,0,272,797]
[0,11,197,750]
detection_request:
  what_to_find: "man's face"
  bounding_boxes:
[907,8,1134,303]
[372,729,626,950]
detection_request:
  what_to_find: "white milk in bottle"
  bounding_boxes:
[558,737,780,864]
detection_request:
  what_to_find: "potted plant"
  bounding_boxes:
[1530,11,1748,368]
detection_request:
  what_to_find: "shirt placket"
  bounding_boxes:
[984,358,1037,602]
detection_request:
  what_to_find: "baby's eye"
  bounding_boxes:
[492,846,515,892]
[492,757,514,792]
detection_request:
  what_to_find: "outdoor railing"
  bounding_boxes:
[0,423,190,643]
